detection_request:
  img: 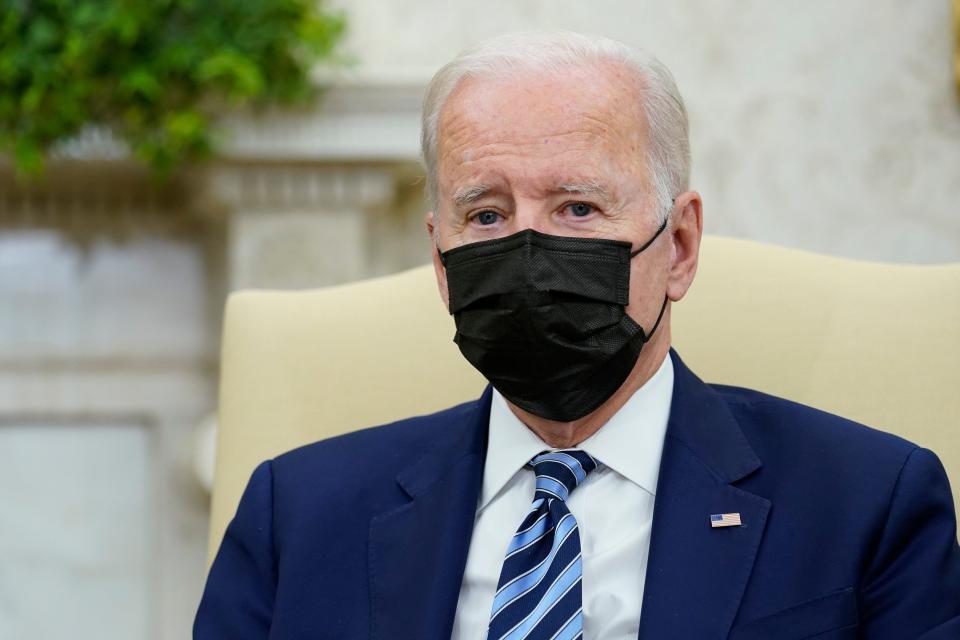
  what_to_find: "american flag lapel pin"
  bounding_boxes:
[710,512,742,528]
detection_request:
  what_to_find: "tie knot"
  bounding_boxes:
[530,449,599,502]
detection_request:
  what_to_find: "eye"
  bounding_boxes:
[474,210,502,226]
[565,202,596,218]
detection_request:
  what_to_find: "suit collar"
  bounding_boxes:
[638,349,770,640]
[395,386,491,499]
[665,348,762,484]
[368,387,491,640]
[392,347,760,497]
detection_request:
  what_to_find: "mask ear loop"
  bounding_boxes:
[630,214,670,343]
[630,216,669,258]
[642,295,669,343]
[633,213,670,343]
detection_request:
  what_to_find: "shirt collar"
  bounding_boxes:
[481,352,674,511]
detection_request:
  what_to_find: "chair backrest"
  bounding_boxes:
[209,235,960,559]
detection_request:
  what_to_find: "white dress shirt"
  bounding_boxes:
[451,353,674,640]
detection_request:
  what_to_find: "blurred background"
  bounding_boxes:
[1,1,958,639]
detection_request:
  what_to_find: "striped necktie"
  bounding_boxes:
[486,449,599,640]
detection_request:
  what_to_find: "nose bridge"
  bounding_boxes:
[512,197,548,234]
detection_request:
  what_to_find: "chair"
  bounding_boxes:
[208,235,960,559]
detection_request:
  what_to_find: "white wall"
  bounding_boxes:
[0,230,216,640]
[328,0,960,264]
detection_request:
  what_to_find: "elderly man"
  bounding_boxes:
[195,32,960,639]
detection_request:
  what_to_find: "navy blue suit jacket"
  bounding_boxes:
[195,350,960,639]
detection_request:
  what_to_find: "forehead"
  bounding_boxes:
[436,62,649,189]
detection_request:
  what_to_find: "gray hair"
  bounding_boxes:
[420,30,691,225]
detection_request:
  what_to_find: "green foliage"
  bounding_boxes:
[0,0,346,178]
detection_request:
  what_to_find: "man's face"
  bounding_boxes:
[431,61,673,329]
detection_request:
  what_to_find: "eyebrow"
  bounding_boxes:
[555,181,614,203]
[452,184,492,207]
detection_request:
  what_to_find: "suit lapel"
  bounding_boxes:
[368,388,491,640]
[638,351,771,640]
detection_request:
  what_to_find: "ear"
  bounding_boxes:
[426,211,450,310]
[666,190,703,302]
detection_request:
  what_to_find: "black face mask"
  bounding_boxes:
[439,218,668,422]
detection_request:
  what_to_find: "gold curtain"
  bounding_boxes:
[955,0,960,94]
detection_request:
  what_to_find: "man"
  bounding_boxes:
[195,31,960,639]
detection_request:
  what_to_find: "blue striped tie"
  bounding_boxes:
[486,449,599,640]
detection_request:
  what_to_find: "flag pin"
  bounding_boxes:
[710,513,742,528]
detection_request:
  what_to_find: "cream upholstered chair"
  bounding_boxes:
[207,235,960,560]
